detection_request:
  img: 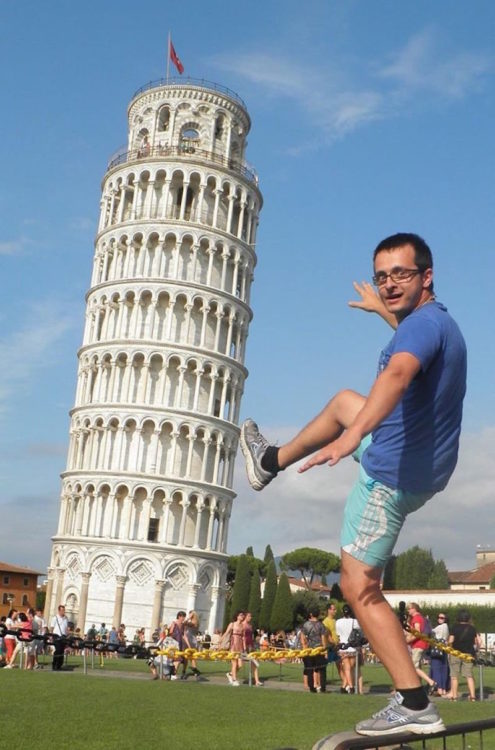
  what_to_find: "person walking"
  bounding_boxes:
[51,604,69,670]
[240,233,466,735]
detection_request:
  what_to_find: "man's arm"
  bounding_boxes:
[299,351,421,471]
[349,281,397,329]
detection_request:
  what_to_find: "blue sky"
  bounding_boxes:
[1,0,494,572]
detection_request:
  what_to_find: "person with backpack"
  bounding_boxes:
[448,609,481,701]
[300,608,327,693]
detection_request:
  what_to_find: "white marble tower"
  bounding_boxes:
[45,78,262,637]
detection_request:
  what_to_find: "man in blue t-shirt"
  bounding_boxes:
[240,233,466,736]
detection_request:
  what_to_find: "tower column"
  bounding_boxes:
[77,572,91,633]
[112,576,127,628]
[151,579,166,632]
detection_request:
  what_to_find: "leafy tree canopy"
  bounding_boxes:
[280,547,340,588]
[292,590,322,625]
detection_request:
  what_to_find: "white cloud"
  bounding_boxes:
[229,426,495,571]
[211,29,491,148]
[0,238,27,256]
[378,29,492,99]
[0,301,75,417]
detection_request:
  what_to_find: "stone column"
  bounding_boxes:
[77,572,91,633]
[54,568,66,611]
[150,579,166,633]
[43,567,55,622]
[186,583,201,613]
[112,576,127,628]
[208,585,222,633]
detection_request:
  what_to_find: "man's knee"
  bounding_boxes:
[340,553,382,606]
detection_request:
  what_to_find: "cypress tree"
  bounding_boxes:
[270,572,294,632]
[247,566,262,628]
[259,559,277,631]
[245,545,254,557]
[264,544,275,566]
[222,598,231,631]
[230,554,251,614]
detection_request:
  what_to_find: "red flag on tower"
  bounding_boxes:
[170,40,184,74]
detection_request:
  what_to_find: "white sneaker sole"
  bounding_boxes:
[357,718,445,736]
[240,422,267,491]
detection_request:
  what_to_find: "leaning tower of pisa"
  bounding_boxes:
[45,78,262,637]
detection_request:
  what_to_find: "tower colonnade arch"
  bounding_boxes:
[48,79,261,639]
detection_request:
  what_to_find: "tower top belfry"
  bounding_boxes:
[46,77,262,637]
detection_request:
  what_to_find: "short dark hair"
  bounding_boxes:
[176,610,186,618]
[457,608,470,623]
[373,233,432,270]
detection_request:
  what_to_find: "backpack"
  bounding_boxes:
[422,616,433,637]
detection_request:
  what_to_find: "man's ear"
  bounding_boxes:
[422,267,433,289]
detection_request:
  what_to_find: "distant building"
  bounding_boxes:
[476,545,495,567]
[287,577,333,599]
[261,576,333,600]
[0,562,44,617]
[448,562,495,591]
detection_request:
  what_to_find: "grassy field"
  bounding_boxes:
[1,658,494,750]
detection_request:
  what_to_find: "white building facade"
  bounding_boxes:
[45,78,262,637]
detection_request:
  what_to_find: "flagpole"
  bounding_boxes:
[166,31,171,83]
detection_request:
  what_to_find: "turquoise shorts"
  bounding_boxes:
[340,436,433,568]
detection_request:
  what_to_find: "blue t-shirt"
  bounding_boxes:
[361,301,466,493]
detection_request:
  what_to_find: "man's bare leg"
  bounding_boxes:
[340,551,421,690]
[277,389,365,469]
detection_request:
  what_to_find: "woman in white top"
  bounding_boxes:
[430,613,450,696]
[335,604,363,694]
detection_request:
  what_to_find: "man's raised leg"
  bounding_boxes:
[240,389,365,490]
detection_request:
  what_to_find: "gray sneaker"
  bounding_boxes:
[240,419,276,491]
[355,694,445,736]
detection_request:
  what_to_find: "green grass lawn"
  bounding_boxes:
[1,659,494,750]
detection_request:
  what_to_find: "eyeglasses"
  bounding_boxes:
[438,615,446,619]
[372,268,422,286]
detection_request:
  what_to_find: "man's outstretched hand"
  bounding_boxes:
[298,429,362,473]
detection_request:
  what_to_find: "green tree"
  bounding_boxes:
[394,546,435,589]
[491,574,495,589]
[227,553,265,585]
[259,560,277,631]
[245,546,254,557]
[292,590,322,625]
[382,555,397,589]
[280,547,340,588]
[247,566,262,628]
[270,572,294,632]
[36,590,46,611]
[264,544,275,566]
[222,599,231,631]
[230,555,251,614]
[427,559,450,589]
[330,582,343,601]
